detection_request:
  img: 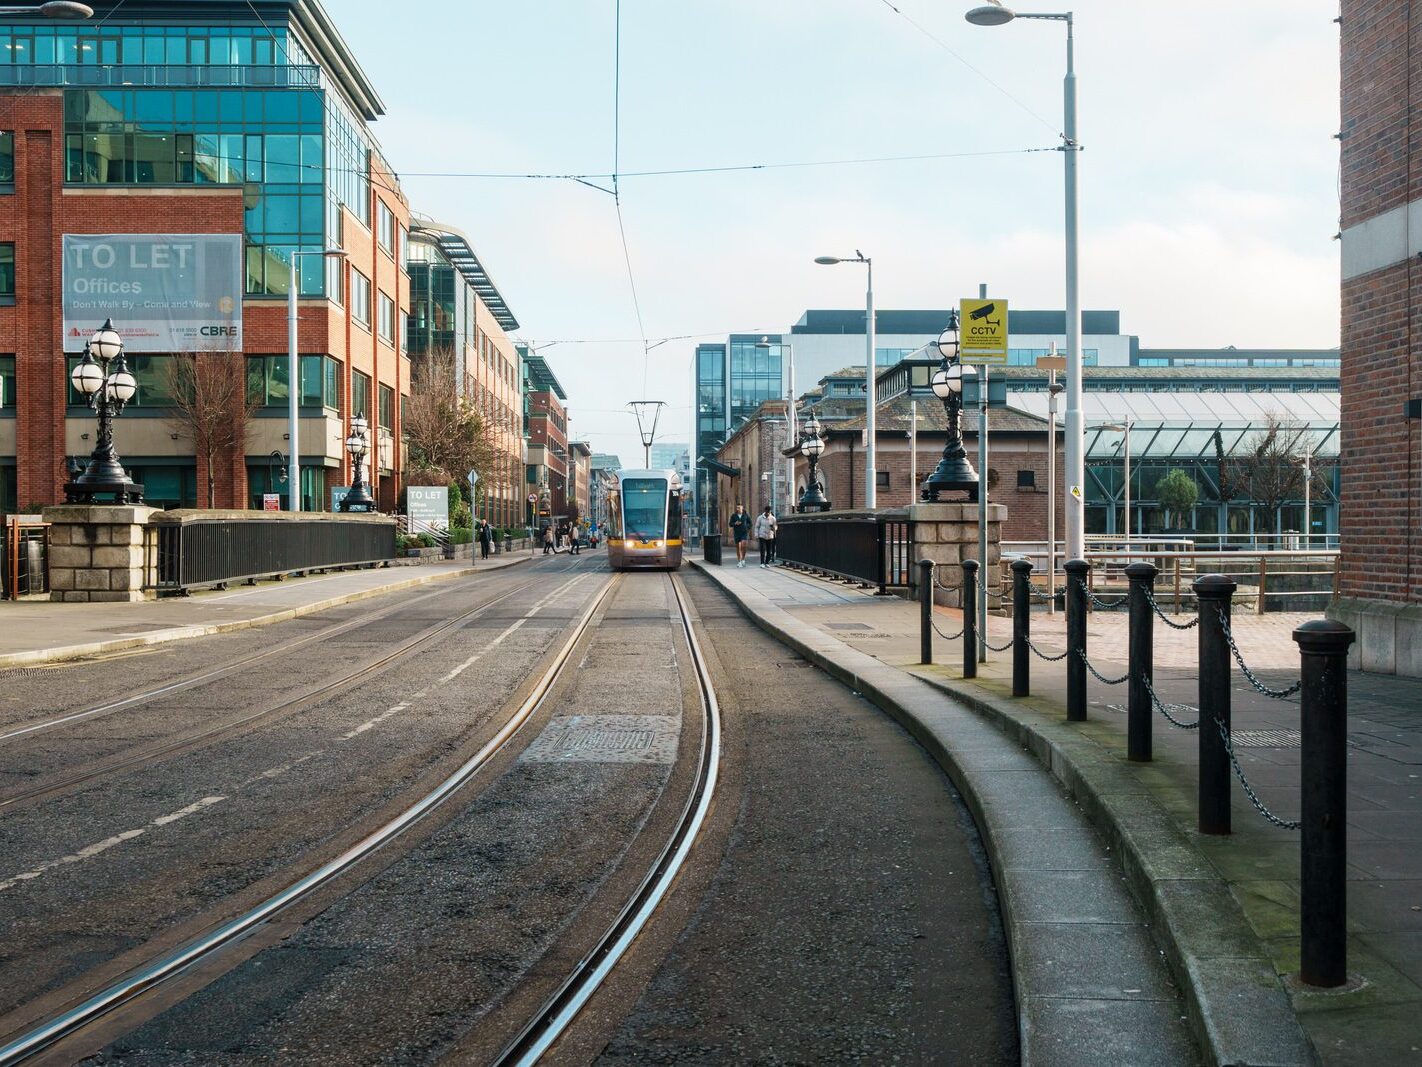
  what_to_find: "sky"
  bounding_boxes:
[333,0,1341,468]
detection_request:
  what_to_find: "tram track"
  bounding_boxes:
[0,571,624,1066]
[0,559,590,815]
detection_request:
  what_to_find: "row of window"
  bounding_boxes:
[0,25,308,69]
[1139,357,1342,368]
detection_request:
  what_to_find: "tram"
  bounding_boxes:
[605,469,685,570]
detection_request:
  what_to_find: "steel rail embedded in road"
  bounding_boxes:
[495,572,722,1066]
[0,562,591,813]
[0,571,621,1065]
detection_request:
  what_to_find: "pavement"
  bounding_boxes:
[0,549,536,669]
[693,557,1422,1067]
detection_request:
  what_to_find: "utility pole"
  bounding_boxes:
[978,282,989,663]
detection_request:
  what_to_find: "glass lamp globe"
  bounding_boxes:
[935,327,959,361]
[804,434,825,457]
[350,415,368,437]
[70,352,104,396]
[106,367,137,402]
[931,363,964,399]
[345,434,365,456]
[89,319,123,361]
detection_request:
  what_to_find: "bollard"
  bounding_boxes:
[962,559,979,680]
[1125,561,1158,762]
[1295,618,1355,988]
[919,559,935,666]
[1064,559,1090,721]
[1011,558,1032,697]
[1195,574,1237,835]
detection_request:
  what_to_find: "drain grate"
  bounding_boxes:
[522,714,680,764]
[825,622,874,631]
[1231,730,1301,748]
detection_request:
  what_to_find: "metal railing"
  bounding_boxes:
[776,510,912,595]
[4,516,48,600]
[0,63,321,90]
[151,515,397,594]
[1083,549,1339,615]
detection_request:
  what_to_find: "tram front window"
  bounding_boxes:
[622,478,668,540]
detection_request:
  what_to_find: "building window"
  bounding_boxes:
[377,199,394,255]
[351,369,370,419]
[67,353,175,407]
[377,290,395,345]
[876,470,890,490]
[0,355,13,409]
[0,243,13,299]
[397,224,408,271]
[327,256,343,306]
[378,383,394,429]
[1017,469,1036,488]
[0,132,12,186]
[246,354,339,410]
[350,269,370,326]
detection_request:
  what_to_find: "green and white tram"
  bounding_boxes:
[606,469,684,570]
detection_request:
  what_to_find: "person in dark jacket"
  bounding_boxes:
[478,520,493,560]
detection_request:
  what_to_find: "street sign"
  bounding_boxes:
[262,493,280,512]
[959,298,1009,364]
[528,493,538,504]
[467,470,479,489]
[330,486,350,512]
[1036,355,1066,372]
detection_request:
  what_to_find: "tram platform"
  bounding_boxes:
[0,551,533,669]
[692,557,1422,1067]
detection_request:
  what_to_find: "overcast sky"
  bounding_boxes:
[334,0,1340,467]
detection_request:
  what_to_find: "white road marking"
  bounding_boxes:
[0,796,226,892]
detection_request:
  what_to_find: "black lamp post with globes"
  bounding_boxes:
[339,415,376,512]
[797,414,831,512]
[921,312,980,502]
[63,318,144,504]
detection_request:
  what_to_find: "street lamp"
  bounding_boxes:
[921,316,980,502]
[815,251,875,509]
[966,2,1083,560]
[0,3,93,16]
[64,319,143,504]
[288,247,347,511]
[798,414,830,512]
[1099,418,1135,540]
[339,414,376,512]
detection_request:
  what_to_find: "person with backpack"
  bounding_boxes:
[754,505,778,568]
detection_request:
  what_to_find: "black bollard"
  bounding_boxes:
[919,559,935,666]
[1125,562,1158,762]
[1195,574,1237,835]
[1012,558,1032,697]
[1296,619,1355,988]
[1065,559,1090,721]
[962,559,979,680]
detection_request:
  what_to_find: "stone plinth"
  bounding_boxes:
[909,502,1006,608]
[43,505,160,603]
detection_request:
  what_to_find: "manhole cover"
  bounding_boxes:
[1231,730,1301,748]
[825,622,874,631]
[522,715,680,764]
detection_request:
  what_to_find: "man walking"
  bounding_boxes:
[542,524,554,555]
[754,504,778,568]
[729,503,753,568]
[478,520,493,560]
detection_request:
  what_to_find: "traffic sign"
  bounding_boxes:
[467,470,479,488]
[528,492,538,504]
[262,493,280,512]
[959,298,1009,364]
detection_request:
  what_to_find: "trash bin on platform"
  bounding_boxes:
[702,534,722,565]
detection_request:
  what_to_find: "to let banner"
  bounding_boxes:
[62,234,243,353]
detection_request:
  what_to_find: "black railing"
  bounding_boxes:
[0,63,321,89]
[777,510,913,594]
[152,515,397,593]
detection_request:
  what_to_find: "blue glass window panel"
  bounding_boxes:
[265,134,299,182]
[232,36,252,65]
[133,91,172,125]
[299,91,322,122]
[194,90,218,123]
[265,91,298,123]
[209,35,231,65]
[142,36,163,63]
[193,133,220,182]
[244,91,263,123]
[299,192,322,233]
[243,133,262,181]
[300,133,321,183]
[31,35,49,63]
[219,132,243,182]
[218,90,242,122]
[165,37,184,64]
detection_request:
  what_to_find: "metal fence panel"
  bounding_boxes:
[153,518,397,593]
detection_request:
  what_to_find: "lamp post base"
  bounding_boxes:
[63,478,145,505]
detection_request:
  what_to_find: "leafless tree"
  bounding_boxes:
[1216,414,1311,534]
[166,350,255,506]
[403,354,499,491]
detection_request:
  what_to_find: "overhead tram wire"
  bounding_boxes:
[872,0,1062,139]
[609,0,653,401]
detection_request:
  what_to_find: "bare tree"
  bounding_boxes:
[166,350,255,507]
[1216,414,1311,534]
[403,354,499,490]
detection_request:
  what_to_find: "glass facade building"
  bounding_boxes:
[693,334,786,518]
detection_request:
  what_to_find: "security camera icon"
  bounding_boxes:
[969,302,1002,329]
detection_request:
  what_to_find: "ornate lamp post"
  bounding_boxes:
[339,415,376,512]
[921,314,980,502]
[797,414,831,512]
[64,318,144,504]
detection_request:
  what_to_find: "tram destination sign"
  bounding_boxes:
[62,234,243,354]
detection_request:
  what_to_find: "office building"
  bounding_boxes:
[520,344,567,524]
[648,441,687,471]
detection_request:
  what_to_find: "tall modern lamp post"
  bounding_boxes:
[64,319,143,504]
[288,247,347,511]
[814,252,875,509]
[921,316,980,501]
[339,415,375,512]
[1099,418,1135,540]
[966,3,1083,559]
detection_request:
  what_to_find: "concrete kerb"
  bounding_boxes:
[0,557,527,670]
[691,559,1315,1067]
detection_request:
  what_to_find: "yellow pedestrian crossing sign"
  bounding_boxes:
[960,298,1009,364]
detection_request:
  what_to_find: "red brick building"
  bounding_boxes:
[1335,1,1422,674]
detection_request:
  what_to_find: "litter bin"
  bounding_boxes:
[702,534,722,565]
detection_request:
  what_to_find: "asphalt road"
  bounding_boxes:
[2,560,1017,1064]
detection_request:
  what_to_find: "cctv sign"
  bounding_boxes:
[62,234,243,353]
[959,298,1009,364]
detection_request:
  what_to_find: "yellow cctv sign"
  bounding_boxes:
[960,298,1009,364]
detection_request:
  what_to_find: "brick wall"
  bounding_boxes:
[1339,1,1422,605]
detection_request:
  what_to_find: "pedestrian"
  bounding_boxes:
[570,522,581,556]
[478,520,492,560]
[754,504,778,568]
[729,503,752,568]
[542,524,554,555]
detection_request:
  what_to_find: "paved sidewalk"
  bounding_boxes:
[696,560,1422,1066]
[0,550,536,667]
